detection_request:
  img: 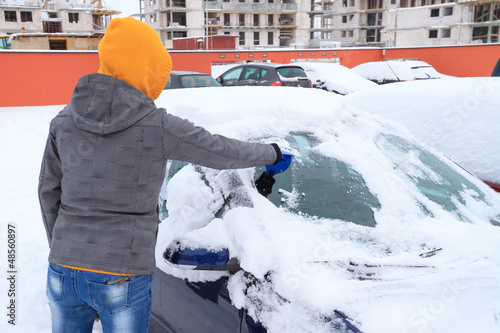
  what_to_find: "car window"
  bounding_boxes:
[276,67,308,78]
[221,67,244,82]
[242,67,266,80]
[180,75,219,88]
[256,134,380,227]
[375,134,496,224]
[164,76,172,89]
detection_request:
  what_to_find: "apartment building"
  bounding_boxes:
[140,0,310,49]
[0,0,118,49]
[310,0,500,47]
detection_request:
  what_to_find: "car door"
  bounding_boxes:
[150,269,246,333]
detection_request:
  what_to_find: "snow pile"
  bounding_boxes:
[345,77,500,185]
[294,62,377,94]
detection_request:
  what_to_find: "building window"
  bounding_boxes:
[239,14,245,26]
[268,31,274,45]
[429,29,438,38]
[349,14,354,22]
[342,16,347,23]
[254,14,259,26]
[343,0,348,7]
[367,12,383,26]
[268,14,274,26]
[366,28,381,42]
[391,0,396,4]
[430,8,440,17]
[253,31,259,45]
[349,0,355,5]
[48,12,58,19]
[472,26,489,42]
[443,7,453,16]
[68,12,79,23]
[341,30,347,38]
[348,30,354,37]
[20,11,33,22]
[224,13,230,26]
[441,28,451,38]
[367,0,383,9]
[5,11,17,22]
[239,31,245,45]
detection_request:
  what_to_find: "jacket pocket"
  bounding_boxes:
[88,278,131,314]
[46,265,64,301]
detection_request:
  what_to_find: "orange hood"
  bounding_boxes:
[98,17,172,100]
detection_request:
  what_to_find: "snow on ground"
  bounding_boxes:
[1,76,500,332]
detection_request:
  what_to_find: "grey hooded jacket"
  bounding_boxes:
[38,73,280,275]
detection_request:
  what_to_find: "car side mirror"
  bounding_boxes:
[216,77,222,84]
[163,242,241,274]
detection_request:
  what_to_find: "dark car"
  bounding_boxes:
[492,57,500,77]
[216,63,312,88]
[164,71,220,89]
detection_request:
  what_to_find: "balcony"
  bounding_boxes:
[206,2,297,13]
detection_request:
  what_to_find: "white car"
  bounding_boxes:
[153,87,500,333]
[352,60,446,84]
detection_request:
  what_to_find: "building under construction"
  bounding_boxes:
[310,0,500,47]
[139,0,311,49]
[0,0,119,49]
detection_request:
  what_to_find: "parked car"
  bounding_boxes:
[492,57,500,77]
[294,62,377,95]
[216,63,312,88]
[352,60,445,84]
[164,71,220,89]
[152,87,500,333]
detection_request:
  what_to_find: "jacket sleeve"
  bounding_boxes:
[38,132,62,246]
[162,113,280,170]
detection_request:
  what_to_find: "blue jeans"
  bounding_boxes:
[46,263,154,333]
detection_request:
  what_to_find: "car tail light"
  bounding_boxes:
[271,81,282,87]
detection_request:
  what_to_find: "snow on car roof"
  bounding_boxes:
[294,62,377,95]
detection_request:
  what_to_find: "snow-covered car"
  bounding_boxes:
[344,77,500,193]
[352,60,446,84]
[294,62,377,95]
[152,87,500,333]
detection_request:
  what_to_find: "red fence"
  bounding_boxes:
[1,44,499,107]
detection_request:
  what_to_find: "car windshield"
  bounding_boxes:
[256,134,380,227]
[375,134,493,222]
[256,133,499,227]
[180,75,219,88]
[276,67,308,78]
[160,133,499,227]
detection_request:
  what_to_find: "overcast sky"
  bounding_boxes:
[103,0,141,17]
